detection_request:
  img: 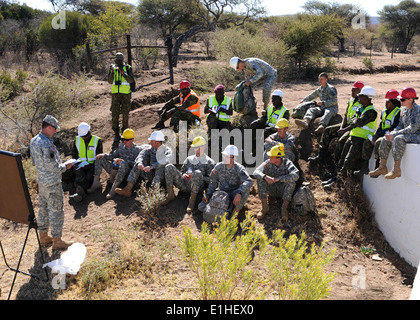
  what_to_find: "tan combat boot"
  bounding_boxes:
[385,160,402,179]
[162,185,175,205]
[39,232,53,246]
[186,192,198,213]
[87,175,102,193]
[368,159,388,178]
[257,198,269,220]
[114,181,133,198]
[295,118,310,129]
[314,124,326,135]
[52,238,73,250]
[281,201,289,222]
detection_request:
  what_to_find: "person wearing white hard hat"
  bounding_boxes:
[230,57,278,110]
[69,122,103,202]
[251,89,290,139]
[163,136,216,212]
[116,131,173,197]
[324,86,378,190]
[198,144,253,215]
[295,72,338,134]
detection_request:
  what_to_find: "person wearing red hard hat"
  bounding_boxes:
[355,89,401,176]
[309,81,364,181]
[152,80,201,132]
[369,87,420,179]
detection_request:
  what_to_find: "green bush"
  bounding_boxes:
[0,70,27,101]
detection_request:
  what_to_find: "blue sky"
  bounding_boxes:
[18,0,404,16]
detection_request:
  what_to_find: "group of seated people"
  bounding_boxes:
[69,73,419,223]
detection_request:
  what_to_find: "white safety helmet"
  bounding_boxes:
[78,122,90,137]
[148,131,166,142]
[358,86,376,98]
[222,145,239,157]
[229,57,240,70]
[272,89,284,98]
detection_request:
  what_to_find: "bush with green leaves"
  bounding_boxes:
[179,212,336,300]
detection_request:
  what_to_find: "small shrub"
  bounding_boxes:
[363,57,374,70]
[136,181,166,215]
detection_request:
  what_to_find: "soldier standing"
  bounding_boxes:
[30,115,74,250]
[87,129,144,199]
[295,72,338,134]
[116,131,173,197]
[230,57,278,110]
[369,87,420,179]
[163,136,215,212]
[108,52,135,142]
[198,145,253,215]
[253,144,300,222]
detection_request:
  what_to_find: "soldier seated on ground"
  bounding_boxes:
[294,72,338,135]
[250,89,290,139]
[263,118,296,163]
[252,144,300,222]
[369,87,420,180]
[152,80,200,133]
[115,131,173,197]
[198,145,253,216]
[204,84,233,133]
[87,129,144,199]
[163,136,215,213]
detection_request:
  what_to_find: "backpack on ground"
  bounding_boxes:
[233,81,257,116]
[291,101,317,119]
[291,185,316,216]
[203,190,233,223]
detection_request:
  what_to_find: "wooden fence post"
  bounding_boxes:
[86,41,93,72]
[126,34,132,66]
[165,36,174,85]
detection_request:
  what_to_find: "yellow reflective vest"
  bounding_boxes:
[207,95,231,122]
[350,105,377,139]
[346,98,360,124]
[112,65,131,94]
[381,107,401,130]
[266,104,288,127]
[75,135,101,164]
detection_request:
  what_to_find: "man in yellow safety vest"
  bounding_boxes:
[204,84,233,132]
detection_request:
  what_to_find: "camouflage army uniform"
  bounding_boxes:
[338,105,377,176]
[253,158,300,202]
[244,58,278,107]
[301,83,338,127]
[165,154,215,193]
[198,162,253,212]
[30,133,68,238]
[128,144,173,186]
[379,103,420,161]
[264,132,296,162]
[108,65,134,134]
[94,143,146,184]
[159,92,200,130]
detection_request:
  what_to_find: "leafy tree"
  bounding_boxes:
[138,0,265,67]
[378,0,420,53]
[303,0,369,52]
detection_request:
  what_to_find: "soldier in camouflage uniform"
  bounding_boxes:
[152,80,200,132]
[309,81,364,167]
[108,52,135,142]
[116,131,173,197]
[295,72,338,134]
[164,136,215,212]
[264,118,296,162]
[253,144,300,222]
[198,145,253,214]
[88,129,144,199]
[369,87,420,179]
[230,57,278,110]
[30,115,74,250]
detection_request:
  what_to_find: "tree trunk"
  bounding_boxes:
[172,25,210,67]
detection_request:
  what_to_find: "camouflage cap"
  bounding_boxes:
[43,115,60,129]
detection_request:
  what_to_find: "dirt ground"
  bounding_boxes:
[1,48,419,301]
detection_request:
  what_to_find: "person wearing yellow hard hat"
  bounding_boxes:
[162,136,215,212]
[252,143,300,222]
[116,131,174,198]
[264,118,296,162]
[251,89,290,138]
[69,122,103,203]
[88,128,147,199]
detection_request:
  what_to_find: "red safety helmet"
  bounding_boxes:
[399,87,418,100]
[384,89,400,101]
[352,81,365,89]
[179,80,191,90]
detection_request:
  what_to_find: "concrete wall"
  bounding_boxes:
[363,144,420,268]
